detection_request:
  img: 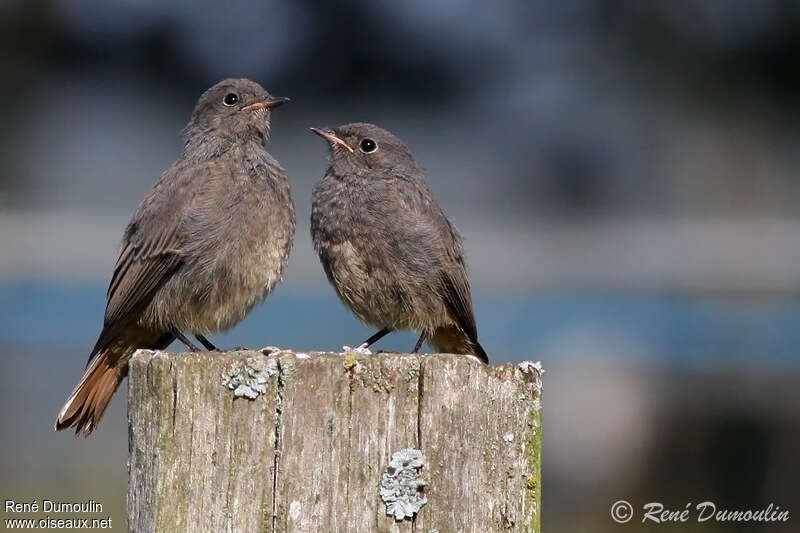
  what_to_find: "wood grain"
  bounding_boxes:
[128,350,542,533]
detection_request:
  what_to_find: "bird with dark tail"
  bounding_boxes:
[310,123,488,363]
[56,79,295,436]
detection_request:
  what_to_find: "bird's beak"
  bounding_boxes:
[241,96,290,112]
[310,127,354,152]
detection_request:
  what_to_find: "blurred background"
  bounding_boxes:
[1,1,799,531]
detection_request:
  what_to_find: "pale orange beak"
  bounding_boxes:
[241,96,290,112]
[310,127,354,152]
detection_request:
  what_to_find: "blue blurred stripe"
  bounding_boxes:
[0,282,799,368]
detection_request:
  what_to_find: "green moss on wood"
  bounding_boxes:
[524,396,542,532]
[343,351,358,370]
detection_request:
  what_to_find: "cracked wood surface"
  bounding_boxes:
[128,350,542,533]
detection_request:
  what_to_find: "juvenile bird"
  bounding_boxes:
[56,78,295,436]
[310,123,487,363]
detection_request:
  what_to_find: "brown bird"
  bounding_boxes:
[55,78,295,436]
[310,123,487,362]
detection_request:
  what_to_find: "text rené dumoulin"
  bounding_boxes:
[5,499,103,514]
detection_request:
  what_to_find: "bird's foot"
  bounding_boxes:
[343,345,373,356]
[261,346,282,355]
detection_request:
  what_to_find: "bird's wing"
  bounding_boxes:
[89,162,218,362]
[389,174,480,344]
[91,227,184,358]
[439,258,478,343]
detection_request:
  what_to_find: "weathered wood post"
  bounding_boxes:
[127,349,543,532]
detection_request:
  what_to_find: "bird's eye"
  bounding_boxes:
[223,93,239,106]
[359,138,377,153]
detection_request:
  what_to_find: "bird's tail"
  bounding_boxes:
[54,349,124,437]
[430,325,489,364]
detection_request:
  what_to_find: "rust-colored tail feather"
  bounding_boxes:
[55,350,123,437]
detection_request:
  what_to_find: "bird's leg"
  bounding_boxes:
[172,330,201,352]
[195,334,218,351]
[412,333,426,353]
[347,327,393,354]
[357,327,393,351]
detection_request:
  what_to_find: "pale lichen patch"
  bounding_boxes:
[517,360,544,411]
[288,500,302,521]
[380,448,427,520]
[221,356,279,399]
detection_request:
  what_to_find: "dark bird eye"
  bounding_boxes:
[223,93,239,106]
[359,138,377,153]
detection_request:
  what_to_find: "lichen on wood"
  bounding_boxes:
[380,448,427,520]
[221,354,280,399]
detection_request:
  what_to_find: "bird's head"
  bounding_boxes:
[188,78,289,146]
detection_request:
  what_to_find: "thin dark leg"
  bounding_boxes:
[172,330,201,352]
[153,332,176,350]
[358,327,393,350]
[195,334,218,351]
[412,333,425,353]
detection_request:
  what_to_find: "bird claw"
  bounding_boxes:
[343,345,373,356]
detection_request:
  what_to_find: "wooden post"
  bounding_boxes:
[127,349,543,532]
